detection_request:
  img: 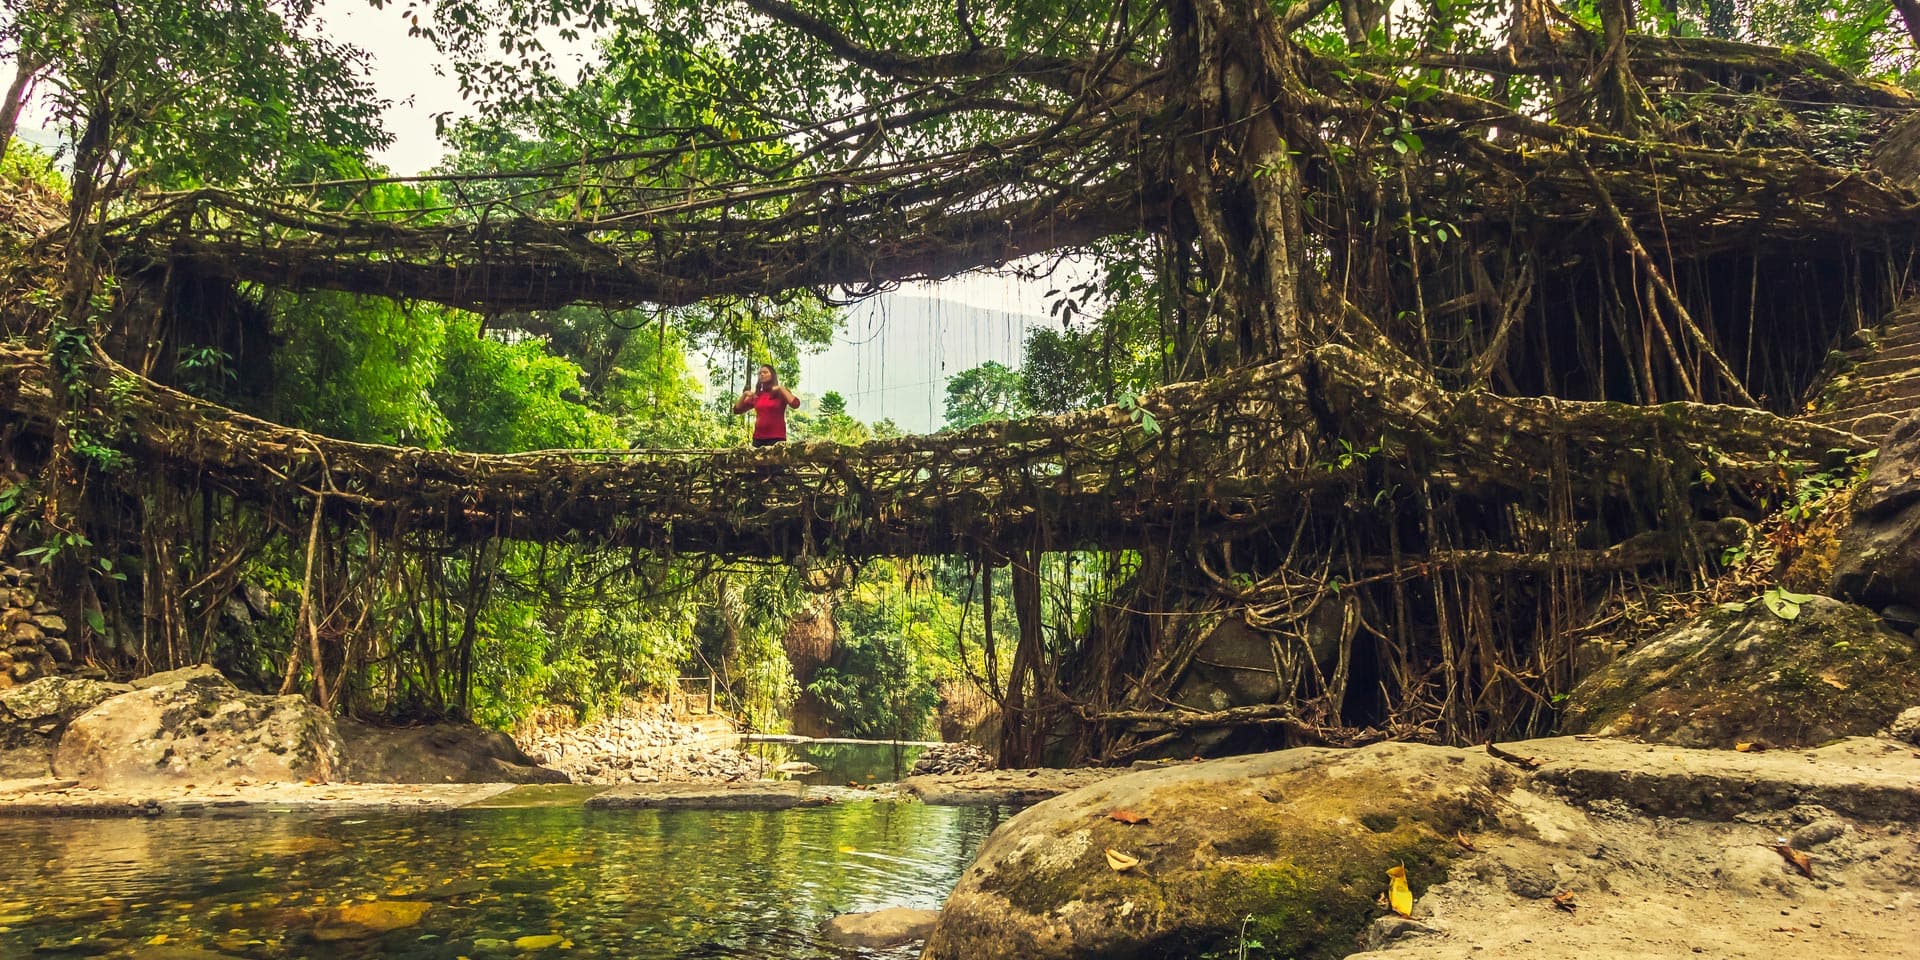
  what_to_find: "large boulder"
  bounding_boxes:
[0,676,130,777]
[923,742,1508,960]
[1834,413,1920,608]
[1562,596,1920,748]
[53,668,345,785]
[337,719,567,784]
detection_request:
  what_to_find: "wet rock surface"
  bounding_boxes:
[820,907,939,948]
[1561,596,1920,748]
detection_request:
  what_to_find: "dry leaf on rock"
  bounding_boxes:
[1104,848,1141,872]
[1772,840,1815,879]
[1108,809,1149,825]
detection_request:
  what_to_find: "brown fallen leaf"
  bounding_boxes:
[1551,892,1577,913]
[1108,809,1150,825]
[1104,848,1141,872]
[1772,841,1814,879]
[1452,831,1479,852]
[1485,742,1544,769]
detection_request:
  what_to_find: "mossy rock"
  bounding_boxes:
[0,676,131,746]
[923,742,1513,960]
[1562,596,1920,748]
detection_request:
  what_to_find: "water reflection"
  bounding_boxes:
[0,802,1001,959]
[743,741,929,785]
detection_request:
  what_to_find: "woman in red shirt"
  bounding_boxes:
[733,364,801,446]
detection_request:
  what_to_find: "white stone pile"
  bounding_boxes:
[909,742,996,776]
[521,704,760,784]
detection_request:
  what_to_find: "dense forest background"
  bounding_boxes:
[3,0,1918,753]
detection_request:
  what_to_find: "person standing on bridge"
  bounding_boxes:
[734,363,801,446]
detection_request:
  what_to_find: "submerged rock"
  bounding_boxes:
[822,907,939,948]
[583,781,823,809]
[923,743,1506,960]
[311,900,431,941]
[53,671,345,785]
[1561,596,1920,748]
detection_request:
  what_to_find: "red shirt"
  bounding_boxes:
[751,390,794,440]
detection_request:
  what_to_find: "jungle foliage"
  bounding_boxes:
[3,0,1919,756]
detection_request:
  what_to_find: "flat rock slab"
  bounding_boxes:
[0,781,517,816]
[905,768,1123,806]
[461,783,610,808]
[584,781,831,810]
[0,776,77,795]
[1513,735,1920,820]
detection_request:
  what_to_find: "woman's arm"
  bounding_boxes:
[731,391,756,414]
[784,388,801,409]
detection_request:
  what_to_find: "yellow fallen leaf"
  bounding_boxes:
[1735,742,1753,752]
[1386,864,1413,918]
[1104,848,1141,872]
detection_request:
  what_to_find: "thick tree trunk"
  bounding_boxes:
[1896,0,1920,53]
[1167,0,1315,370]
[999,551,1045,767]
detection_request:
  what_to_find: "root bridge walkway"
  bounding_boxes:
[0,342,1867,560]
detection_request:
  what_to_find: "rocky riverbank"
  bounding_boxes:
[519,702,762,783]
[923,733,1920,960]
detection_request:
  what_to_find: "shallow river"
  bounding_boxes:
[0,801,1003,959]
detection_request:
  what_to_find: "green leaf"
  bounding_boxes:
[1761,587,1802,621]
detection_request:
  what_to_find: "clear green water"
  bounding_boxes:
[745,741,929,785]
[0,802,1002,959]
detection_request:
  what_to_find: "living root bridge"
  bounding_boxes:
[0,342,1867,560]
